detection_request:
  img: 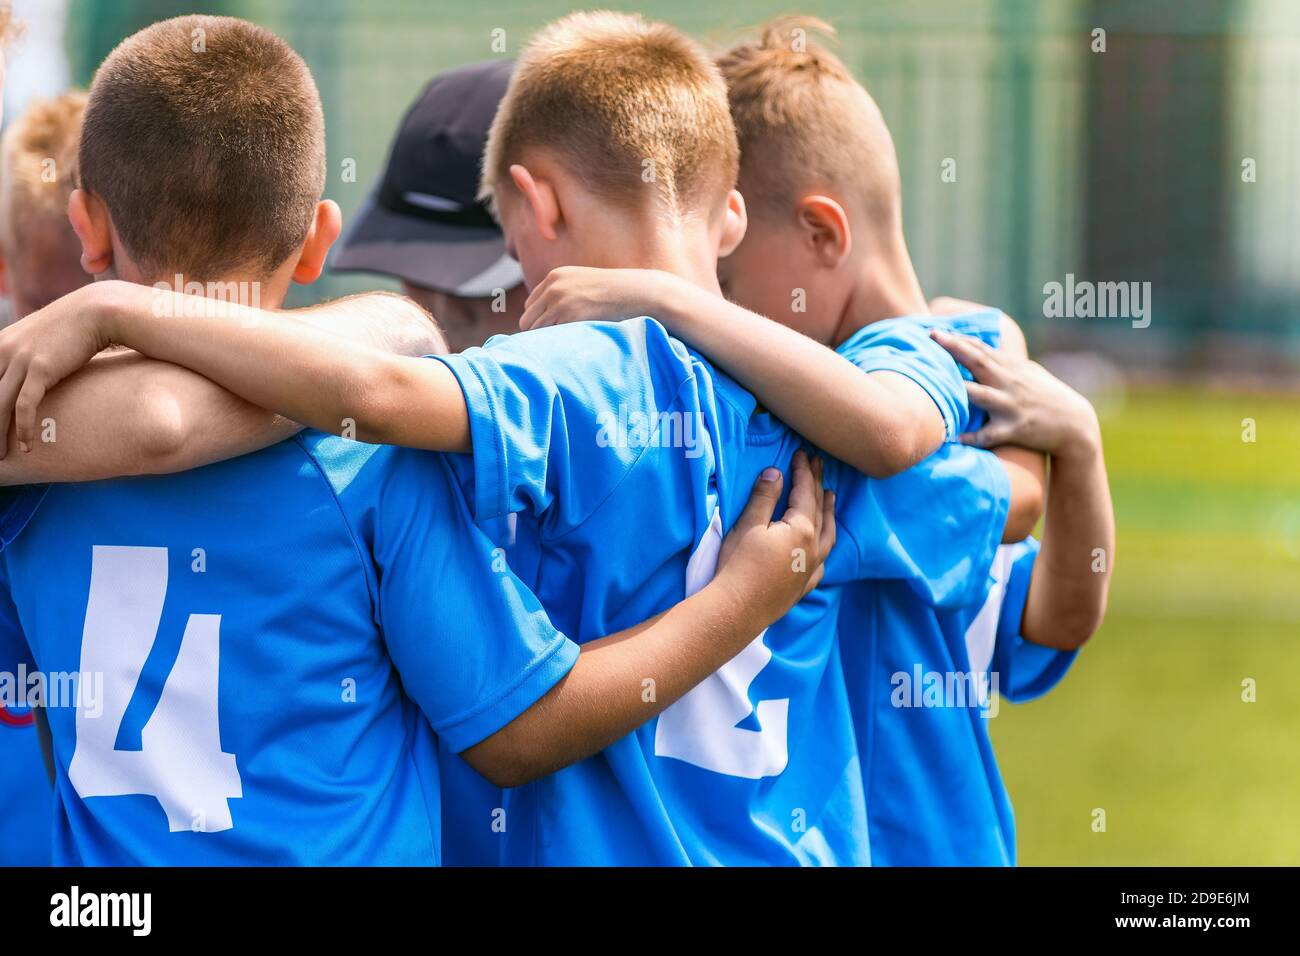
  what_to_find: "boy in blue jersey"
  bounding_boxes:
[714,20,1106,864]
[0,15,836,865]
[0,12,1046,865]
[515,17,1115,863]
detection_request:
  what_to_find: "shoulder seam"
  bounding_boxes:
[292,436,382,628]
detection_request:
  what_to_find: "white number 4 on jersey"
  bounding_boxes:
[68,546,241,833]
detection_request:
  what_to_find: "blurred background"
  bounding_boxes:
[8,0,1298,864]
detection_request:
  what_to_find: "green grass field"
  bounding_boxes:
[991,387,1300,865]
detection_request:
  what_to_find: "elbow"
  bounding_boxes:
[389,293,450,357]
[1002,489,1046,544]
[1057,611,1105,651]
[460,735,547,790]
[479,763,537,791]
[843,388,946,480]
[1036,597,1109,651]
[871,443,921,480]
[130,383,191,475]
[852,430,932,480]
[472,751,537,790]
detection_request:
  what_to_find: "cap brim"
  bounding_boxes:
[331,191,523,297]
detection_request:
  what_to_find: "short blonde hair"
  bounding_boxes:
[718,16,901,225]
[482,10,738,218]
[0,91,86,259]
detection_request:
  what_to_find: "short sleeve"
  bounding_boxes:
[322,440,580,753]
[836,318,972,440]
[906,310,1004,433]
[988,537,1078,702]
[828,442,1011,609]
[429,318,699,535]
[384,452,579,751]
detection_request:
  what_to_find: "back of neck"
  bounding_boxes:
[833,236,927,347]
[578,210,722,297]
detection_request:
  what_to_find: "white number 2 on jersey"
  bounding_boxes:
[654,510,790,779]
[68,546,241,832]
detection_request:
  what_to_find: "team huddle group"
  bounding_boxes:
[0,8,1114,866]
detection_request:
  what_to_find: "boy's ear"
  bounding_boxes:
[67,188,115,276]
[508,164,560,242]
[0,256,8,297]
[292,200,343,285]
[796,195,852,269]
[717,189,748,259]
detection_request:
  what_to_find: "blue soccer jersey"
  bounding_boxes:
[837,311,1078,865]
[842,538,1072,864]
[0,486,55,866]
[0,704,52,865]
[0,437,577,865]
[431,317,1010,865]
[437,511,540,866]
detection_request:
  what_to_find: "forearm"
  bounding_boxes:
[1021,433,1114,650]
[462,578,765,787]
[0,351,289,484]
[97,281,469,452]
[656,285,939,477]
[998,446,1047,542]
[991,315,1046,541]
[0,287,454,483]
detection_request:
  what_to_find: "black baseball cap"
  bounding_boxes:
[331,59,522,297]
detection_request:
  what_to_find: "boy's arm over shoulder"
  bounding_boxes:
[837,316,972,446]
[521,267,953,477]
[0,286,449,485]
[0,282,456,484]
[0,349,290,485]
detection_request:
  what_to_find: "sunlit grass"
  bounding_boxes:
[993,387,1300,864]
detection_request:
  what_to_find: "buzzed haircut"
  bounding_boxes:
[0,91,86,261]
[78,15,326,281]
[482,10,739,219]
[718,16,902,227]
